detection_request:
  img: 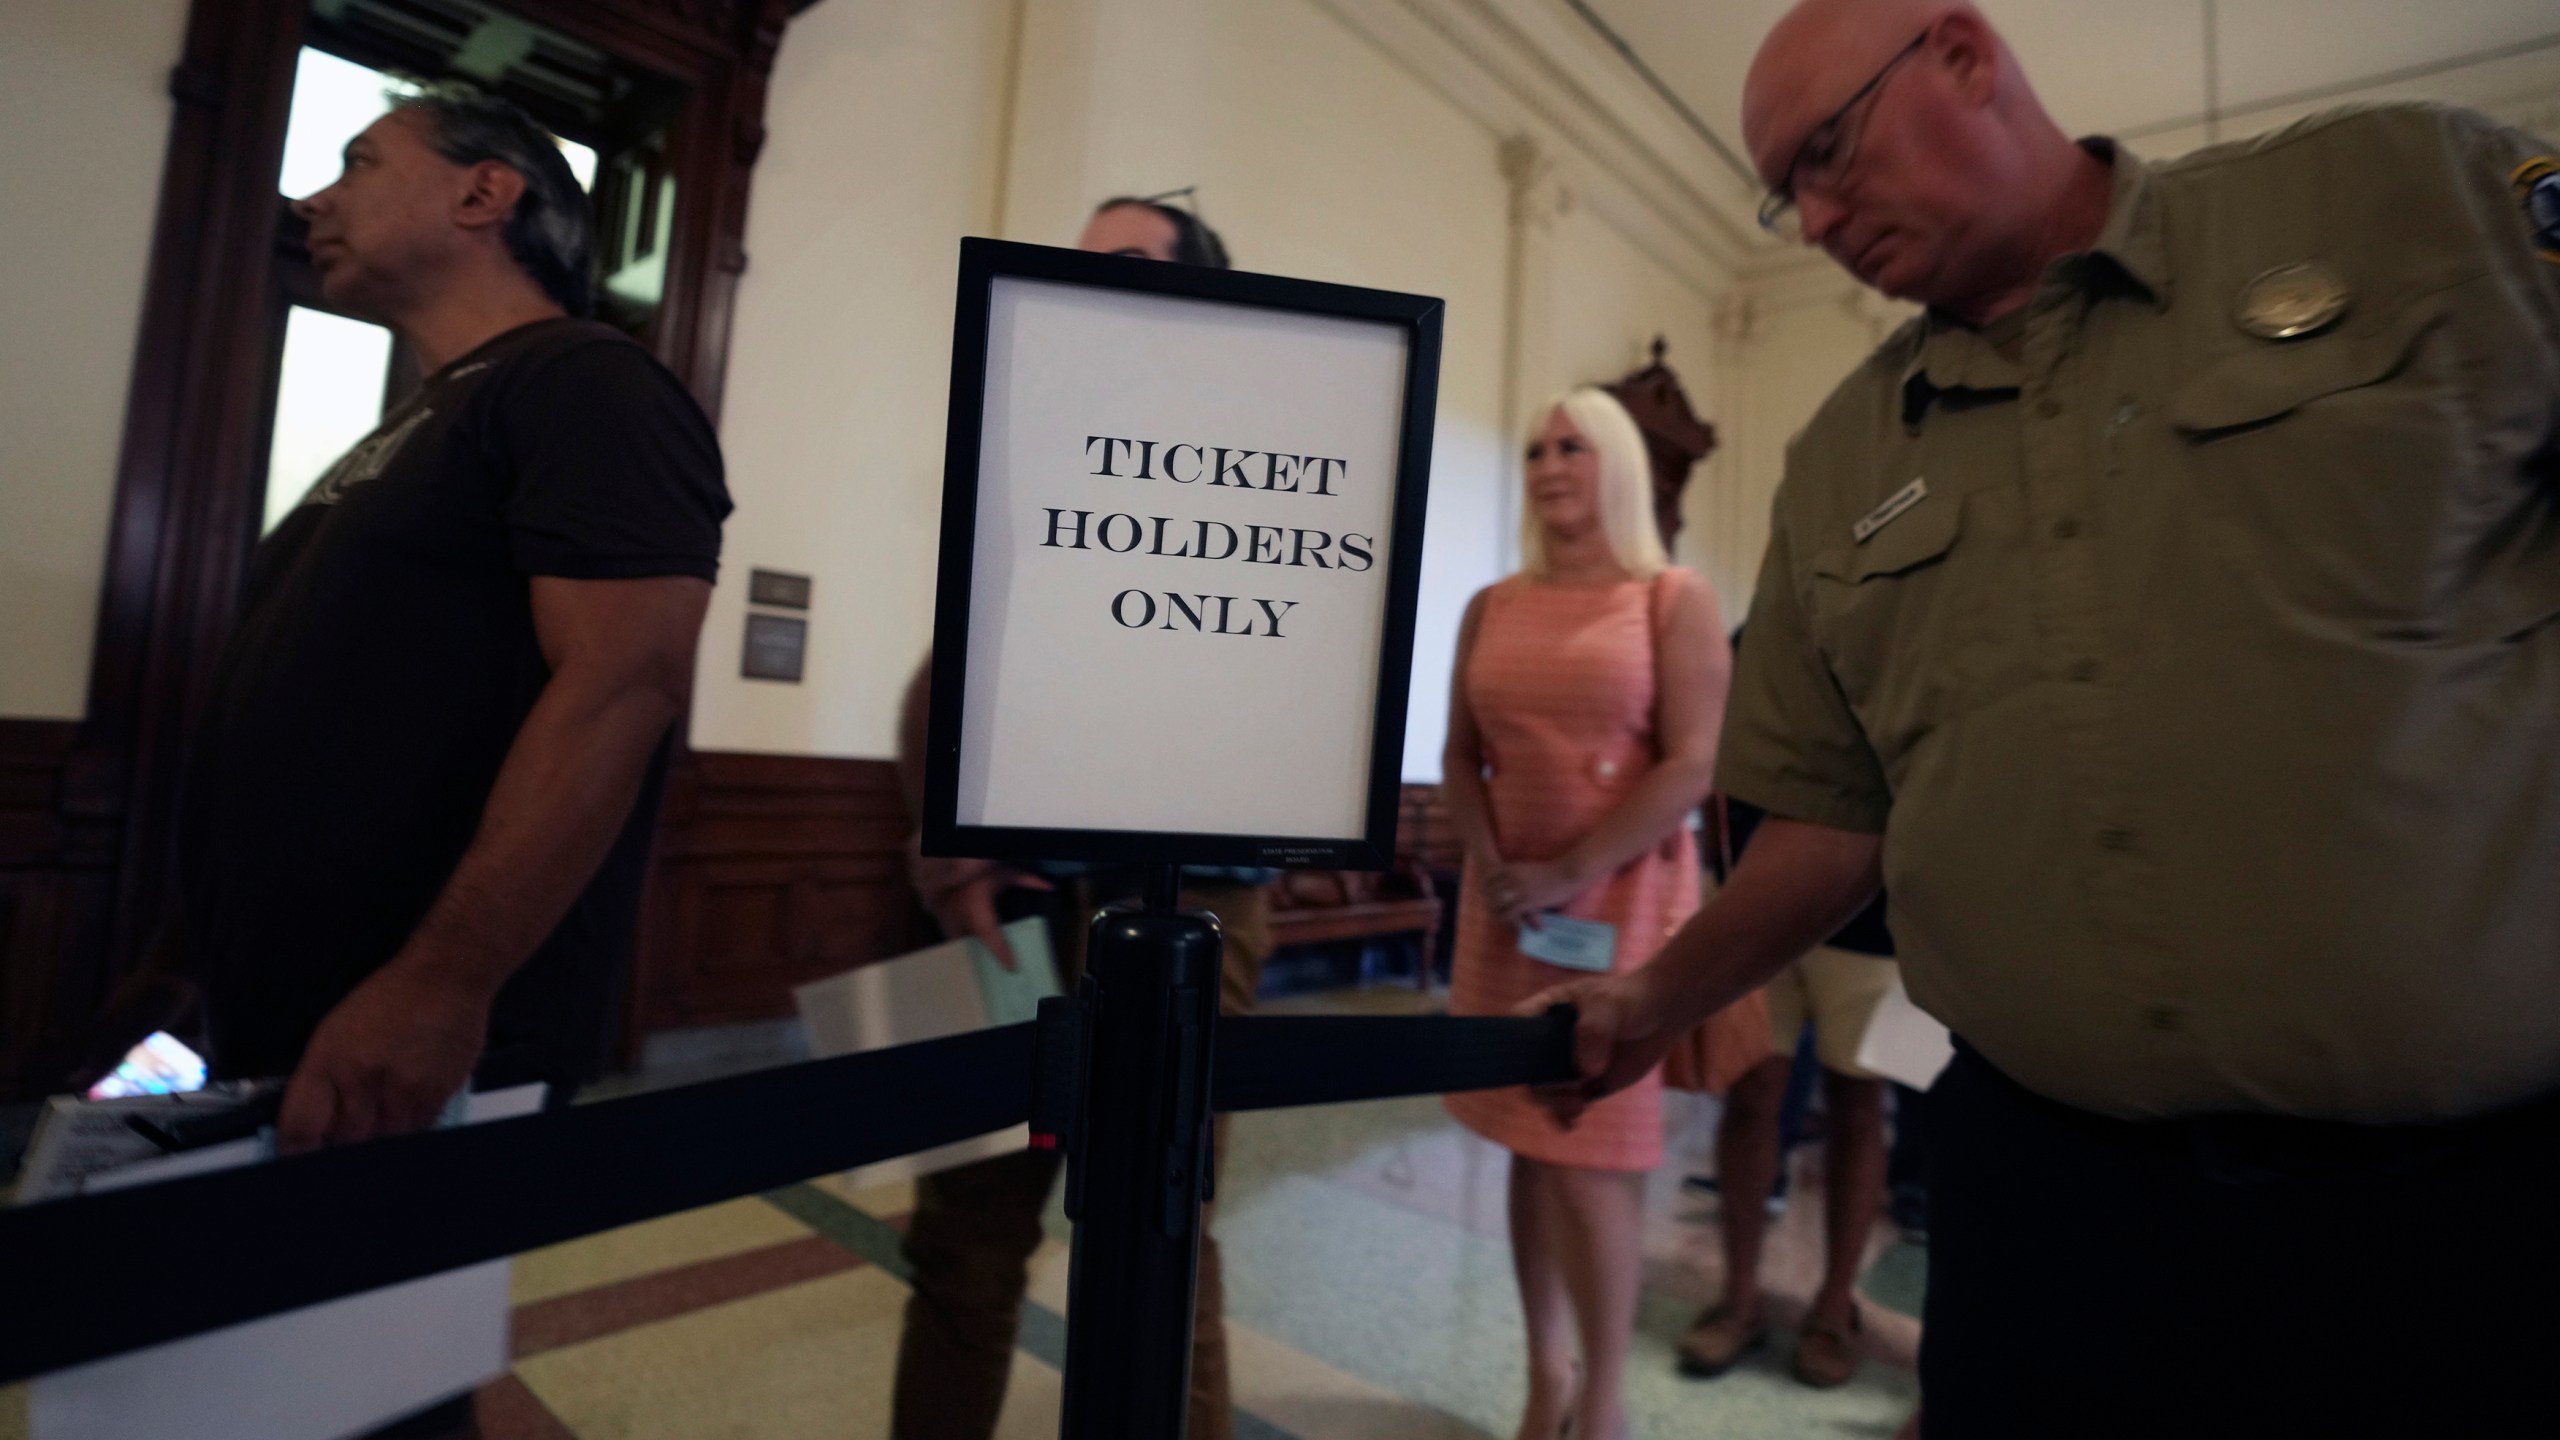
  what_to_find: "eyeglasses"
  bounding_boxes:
[1757,31,1930,242]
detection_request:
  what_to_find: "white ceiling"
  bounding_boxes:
[1578,0,2560,187]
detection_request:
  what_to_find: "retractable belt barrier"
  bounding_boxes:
[0,1004,1578,1386]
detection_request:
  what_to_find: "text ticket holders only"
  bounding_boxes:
[922,237,1442,1439]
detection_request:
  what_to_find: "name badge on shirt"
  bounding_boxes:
[1853,477,1929,544]
[1517,913,1618,973]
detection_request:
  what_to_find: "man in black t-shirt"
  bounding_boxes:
[184,85,730,1160]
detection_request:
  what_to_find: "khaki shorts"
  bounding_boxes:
[1765,945,1901,1080]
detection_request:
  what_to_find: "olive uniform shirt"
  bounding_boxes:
[1717,104,2560,1122]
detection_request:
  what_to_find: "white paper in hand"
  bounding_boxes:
[793,917,1052,1186]
[1515,913,1617,973]
[968,919,1061,1027]
[1851,972,1954,1090]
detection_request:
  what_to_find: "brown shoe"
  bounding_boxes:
[1791,1306,1863,1388]
[1676,1304,1768,1378]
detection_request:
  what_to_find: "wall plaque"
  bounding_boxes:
[742,613,806,682]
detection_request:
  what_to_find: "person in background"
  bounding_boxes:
[1080,187,1232,267]
[1531,0,2560,1434]
[886,195,1271,1440]
[1679,787,1899,1388]
[181,84,728,1439]
[1440,386,1736,1440]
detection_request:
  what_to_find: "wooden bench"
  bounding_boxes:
[1267,868,1442,947]
[1262,785,1459,990]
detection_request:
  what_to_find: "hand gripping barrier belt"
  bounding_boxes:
[0,1007,1577,1387]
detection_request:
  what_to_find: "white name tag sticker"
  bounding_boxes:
[1853,476,1929,544]
[1516,913,1618,973]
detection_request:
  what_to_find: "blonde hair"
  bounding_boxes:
[1518,386,1669,581]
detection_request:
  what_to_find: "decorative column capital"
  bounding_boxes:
[1498,134,1573,230]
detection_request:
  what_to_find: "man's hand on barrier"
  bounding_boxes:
[1514,817,1888,1130]
[911,852,1051,970]
[1516,969,1676,1129]
[278,966,492,1153]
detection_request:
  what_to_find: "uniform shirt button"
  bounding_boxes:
[1594,758,1619,780]
[2069,659,2101,683]
[2052,518,2083,539]
[2036,397,2064,419]
[2099,826,2136,851]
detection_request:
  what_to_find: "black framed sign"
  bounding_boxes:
[920,238,1442,870]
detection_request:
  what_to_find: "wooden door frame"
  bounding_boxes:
[0,0,796,1100]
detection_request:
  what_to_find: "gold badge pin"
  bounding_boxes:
[2235,262,2352,341]
[2515,157,2560,264]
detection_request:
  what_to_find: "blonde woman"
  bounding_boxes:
[1443,387,1734,1440]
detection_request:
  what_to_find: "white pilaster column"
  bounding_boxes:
[1496,132,1574,571]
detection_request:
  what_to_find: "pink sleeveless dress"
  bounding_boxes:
[1443,570,1704,1173]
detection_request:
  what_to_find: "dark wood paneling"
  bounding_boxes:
[0,722,122,1100]
[0,723,79,868]
[1397,782,1460,875]
[629,752,933,1043]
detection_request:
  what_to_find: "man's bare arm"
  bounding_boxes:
[1645,817,1881,1029]
[1523,817,1883,1122]
[278,574,710,1150]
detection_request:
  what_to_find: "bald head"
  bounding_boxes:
[1739,0,2106,321]
[1743,0,1973,172]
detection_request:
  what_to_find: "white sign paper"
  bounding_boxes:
[956,277,1409,841]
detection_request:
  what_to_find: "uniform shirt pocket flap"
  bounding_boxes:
[1811,491,1962,584]
[2169,303,2443,437]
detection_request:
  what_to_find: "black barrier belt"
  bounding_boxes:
[1212,1011,1578,1112]
[0,1008,1578,1385]
[0,1023,1035,1386]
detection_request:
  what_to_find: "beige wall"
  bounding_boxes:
[687,0,1021,763]
[1704,276,1911,626]
[694,0,1726,781]
[0,0,189,719]
[1540,197,1732,598]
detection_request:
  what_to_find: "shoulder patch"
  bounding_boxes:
[2516,157,2560,264]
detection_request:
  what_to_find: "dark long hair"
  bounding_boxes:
[393,84,595,316]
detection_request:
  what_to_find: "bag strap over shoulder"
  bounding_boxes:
[1643,569,1680,748]
[1456,578,1502,690]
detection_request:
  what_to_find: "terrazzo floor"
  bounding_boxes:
[0,985,1924,1439]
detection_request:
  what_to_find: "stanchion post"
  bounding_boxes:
[1059,864,1221,1440]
